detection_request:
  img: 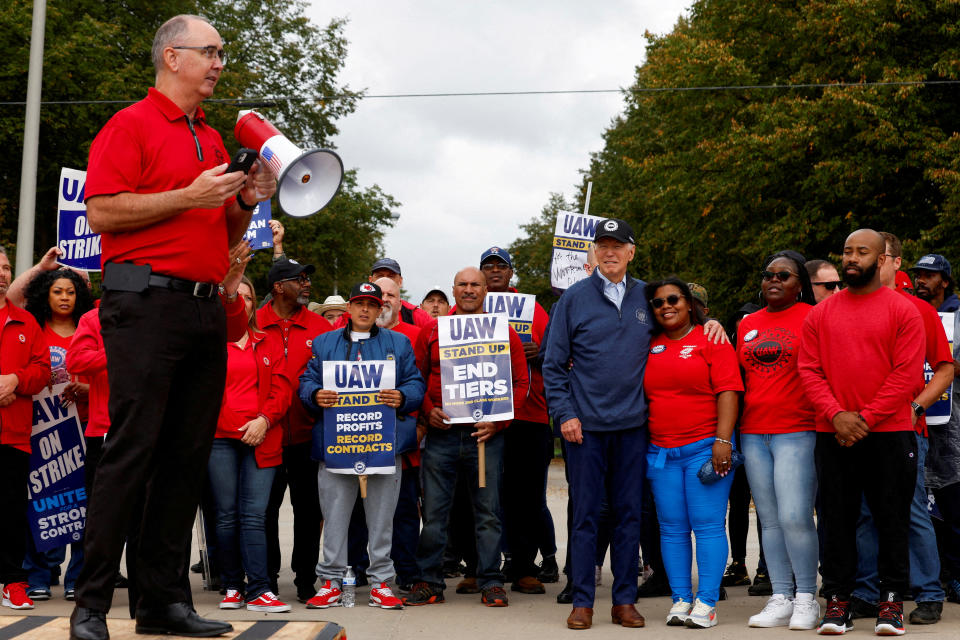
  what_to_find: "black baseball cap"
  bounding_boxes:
[480,246,513,269]
[349,281,383,306]
[268,258,315,287]
[594,218,636,244]
[422,285,448,303]
[370,258,402,275]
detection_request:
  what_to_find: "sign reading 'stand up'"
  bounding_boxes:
[438,313,514,423]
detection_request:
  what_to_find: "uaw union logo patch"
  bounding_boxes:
[354,461,367,474]
[472,409,484,421]
[604,220,618,231]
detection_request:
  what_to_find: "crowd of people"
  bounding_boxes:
[0,12,957,640]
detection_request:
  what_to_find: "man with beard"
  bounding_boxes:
[910,255,960,313]
[798,229,925,636]
[369,258,434,328]
[375,277,423,345]
[257,258,332,602]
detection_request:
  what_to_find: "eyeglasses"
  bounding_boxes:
[480,262,510,271]
[651,294,683,309]
[761,270,797,282]
[279,274,310,285]
[172,45,227,64]
[812,280,842,291]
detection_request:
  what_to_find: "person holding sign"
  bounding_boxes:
[406,267,529,608]
[298,281,425,611]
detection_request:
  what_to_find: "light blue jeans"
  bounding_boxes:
[742,431,819,596]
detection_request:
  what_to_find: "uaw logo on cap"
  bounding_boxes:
[919,256,936,265]
[360,283,376,292]
[604,220,618,231]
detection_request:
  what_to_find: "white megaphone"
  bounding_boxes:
[235,110,344,217]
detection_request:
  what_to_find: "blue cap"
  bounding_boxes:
[910,254,952,278]
[371,257,402,275]
[480,246,513,268]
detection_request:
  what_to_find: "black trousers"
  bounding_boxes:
[502,420,554,578]
[932,481,960,578]
[815,431,916,600]
[76,288,226,613]
[0,444,30,585]
[266,441,322,594]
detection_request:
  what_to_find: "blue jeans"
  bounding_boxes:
[207,438,277,600]
[742,431,819,596]
[416,426,504,590]
[24,539,83,591]
[646,436,733,606]
[853,435,943,603]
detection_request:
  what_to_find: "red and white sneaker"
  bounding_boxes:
[369,582,404,609]
[306,580,341,609]
[2,582,35,610]
[247,591,291,613]
[219,589,244,609]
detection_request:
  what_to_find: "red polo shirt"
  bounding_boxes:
[85,87,233,283]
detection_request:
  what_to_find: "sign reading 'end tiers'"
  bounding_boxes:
[438,313,515,424]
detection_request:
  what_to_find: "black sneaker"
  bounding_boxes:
[481,585,509,607]
[403,582,445,606]
[875,592,905,636]
[748,571,773,596]
[946,579,960,604]
[908,600,942,625]
[556,580,573,604]
[817,596,853,635]
[538,556,560,583]
[501,557,515,583]
[721,561,751,587]
[636,575,672,598]
[848,595,878,619]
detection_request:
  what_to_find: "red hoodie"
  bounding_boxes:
[66,309,109,437]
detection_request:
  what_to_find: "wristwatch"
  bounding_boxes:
[911,402,925,418]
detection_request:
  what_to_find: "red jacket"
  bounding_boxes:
[256,303,332,446]
[217,330,291,468]
[0,302,52,452]
[66,309,110,437]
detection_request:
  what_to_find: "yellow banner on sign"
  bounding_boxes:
[553,236,590,250]
[335,392,378,407]
[440,342,511,359]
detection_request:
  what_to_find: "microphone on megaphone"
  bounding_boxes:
[235,111,344,218]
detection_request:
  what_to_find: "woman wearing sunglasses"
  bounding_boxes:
[643,278,743,628]
[737,251,820,629]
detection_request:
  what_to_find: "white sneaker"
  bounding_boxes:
[749,594,794,627]
[667,600,693,626]
[790,593,821,630]
[685,598,718,628]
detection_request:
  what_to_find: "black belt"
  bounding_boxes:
[148,274,218,298]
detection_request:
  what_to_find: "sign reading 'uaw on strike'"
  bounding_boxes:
[483,293,535,343]
[322,360,397,475]
[57,168,101,272]
[438,313,514,423]
[926,312,955,426]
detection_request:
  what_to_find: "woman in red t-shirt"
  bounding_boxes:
[207,276,292,613]
[23,268,95,602]
[643,278,743,629]
[737,251,820,630]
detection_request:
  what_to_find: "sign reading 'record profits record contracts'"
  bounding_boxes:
[322,360,397,475]
[550,211,605,292]
[29,384,87,552]
[926,312,955,426]
[483,293,536,343]
[438,313,515,423]
[57,168,101,272]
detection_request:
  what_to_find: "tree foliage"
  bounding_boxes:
[511,0,960,319]
[2,0,394,301]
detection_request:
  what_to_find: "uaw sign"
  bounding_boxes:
[483,293,535,343]
[28,384,87,552]
[56,168,101,271]
[926,312,955,425]
[550,211,605,292]
[438,313,514,423]
[244,199,274,251]
[321,360,397,475]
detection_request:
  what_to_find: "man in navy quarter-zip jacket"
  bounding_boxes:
[543,218,652,630]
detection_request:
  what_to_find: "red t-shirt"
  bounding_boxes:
[85,88,232,283]
[388,320,421,347]
[218,336,260,438]
[0,305,8,328]
[738,304,815,434]
[645,325,743,448]
[900,289,953,436]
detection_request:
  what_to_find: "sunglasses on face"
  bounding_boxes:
[651,294,684,309]
[761,270,797,282]
[812,280,842,291]
[280,274,311,285]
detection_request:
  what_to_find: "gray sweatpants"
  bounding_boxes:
[316,457,402,585]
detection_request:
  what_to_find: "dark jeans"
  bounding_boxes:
[208,438,277,599]
[502,420,554,578]
[392,465,421,585]
[266,441,322,595]
[0,444,29,585]
[77,287,226,613]
[815,431,916,600]
[932,481,960,579]
[560,439,613,576]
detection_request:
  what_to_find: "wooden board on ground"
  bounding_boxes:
[0,616,344,640]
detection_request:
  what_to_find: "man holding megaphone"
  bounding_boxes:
[70,13,275,640]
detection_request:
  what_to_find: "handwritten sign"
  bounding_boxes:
[438,314,514,423]
[550,211,605,292]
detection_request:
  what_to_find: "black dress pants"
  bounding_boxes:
[0,444,30,585]
[502,420,554,578]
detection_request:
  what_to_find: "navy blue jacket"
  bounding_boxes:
[542,270,653,431]
[299,323,426,462]
[939,293,960,313]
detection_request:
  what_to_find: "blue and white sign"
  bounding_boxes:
[321,360,397,475]
[438,313,515,424]
[926,312,955,426]
[28,384,87,552]
[244,199,274,251]
[56,168,101,272]
[483,293,536,343]
[550,211,606,293]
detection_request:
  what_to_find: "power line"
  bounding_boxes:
[0,79,957,107]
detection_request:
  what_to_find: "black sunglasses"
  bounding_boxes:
[761,270,797,282]
[812,280,842,291]
[651,294,684,309]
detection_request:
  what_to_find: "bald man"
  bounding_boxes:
[798,229,926,635]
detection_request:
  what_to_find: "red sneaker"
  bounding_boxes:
[247,591,291,613]
[306,580,341,609]
[369,582,403,610]
[2,582,35,610]
[219,589,244,610]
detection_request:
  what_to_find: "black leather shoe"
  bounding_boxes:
[70,606,109,640]
[557,580,573,604]
[135,602,233,637]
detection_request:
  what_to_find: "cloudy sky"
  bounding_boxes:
[306,1,693,302]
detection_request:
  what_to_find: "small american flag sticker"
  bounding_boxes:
[262,147,283,175]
